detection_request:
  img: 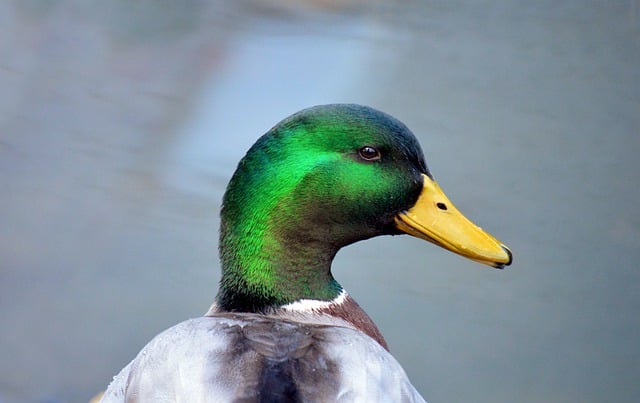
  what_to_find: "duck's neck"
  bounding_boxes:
[216,198,343,312]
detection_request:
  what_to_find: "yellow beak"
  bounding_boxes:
[395,174,512,268]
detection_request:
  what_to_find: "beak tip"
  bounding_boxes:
[502,245,513,265]
[490,245,513,269]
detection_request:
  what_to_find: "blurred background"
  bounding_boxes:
[1,1,639,402]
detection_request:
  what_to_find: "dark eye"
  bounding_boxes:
[358,146,381,161]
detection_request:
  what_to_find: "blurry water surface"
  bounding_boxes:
[1,1,639,402]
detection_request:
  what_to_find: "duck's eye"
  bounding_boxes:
[358,146,381,161]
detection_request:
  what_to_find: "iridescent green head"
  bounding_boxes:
[217,104,511,312]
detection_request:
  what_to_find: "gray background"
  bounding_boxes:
[1,1,639,402]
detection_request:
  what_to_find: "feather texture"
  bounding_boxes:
[101,314,425,403]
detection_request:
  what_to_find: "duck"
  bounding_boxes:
[100,104,512,403]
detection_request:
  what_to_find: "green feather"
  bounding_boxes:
[217,104,427,312]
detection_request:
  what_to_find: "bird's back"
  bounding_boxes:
[101,314,425,403]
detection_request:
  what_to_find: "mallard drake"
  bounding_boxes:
[100,104,511,402]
